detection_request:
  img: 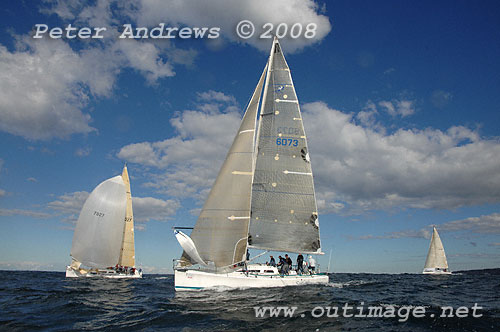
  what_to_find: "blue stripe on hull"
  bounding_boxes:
[175,285,204,290]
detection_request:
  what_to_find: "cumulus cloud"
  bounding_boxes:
[357,228,431,240]
[302,101,500,214]
[75,147,92,157]
[0,208,51,219]
[431,90,452,109]
[118,97,500,214]
[357,213,500,241]
[48,191,90,215]
[378,99,415,117]
[47,190,179,225]
[438,213,500,234]
[0,260,56,271]
[0,38,99,140]
[0,0,195,141]
[118,91,241,200]
[133,196,180,222]
[134,0,331,52]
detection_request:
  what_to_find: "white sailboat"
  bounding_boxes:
[66,165,142,278]
[173,37,328,291]
[422,226,451,275]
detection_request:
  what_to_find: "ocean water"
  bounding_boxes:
[0,270,499,331]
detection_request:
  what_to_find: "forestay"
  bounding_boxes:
[248,38,322,254]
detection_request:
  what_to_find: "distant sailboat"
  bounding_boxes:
[66,165,142,278]
[422,226,451,275]
[173,37,328,291]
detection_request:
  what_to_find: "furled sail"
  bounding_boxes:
[248,37,322,254]
[70,175,127,268]
[118,165,136,267]
[424,227,449,270]
[181,63,268,268]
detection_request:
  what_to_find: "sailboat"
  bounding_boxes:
[422,226,451,275]
[173,37,328,291]
[66,165,142,278]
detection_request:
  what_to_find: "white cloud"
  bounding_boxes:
[0,38,99,140]
[0,189,6,197]
[378,99,415,117]
[431,90,452,109]
[1,0,328,140]
[0,1,195,141]
[0,260,56,271]
[357,213,500,241]
[302,101,500,213]
[118,97,500,214]
[27,177,38,183]
[48,191,89,215]
[133,196,180,222]
[47,190,178,224]
[75,147,92,157]
[0,208,51,219]
[118,91,241,200]
[438,213,500,234]
[356,228,431,240]
[134,0,331,53]
[113,39,175,83]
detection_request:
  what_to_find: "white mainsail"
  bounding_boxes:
[70,175,127,268]
[423,226,449,272]
[248,38,322,254]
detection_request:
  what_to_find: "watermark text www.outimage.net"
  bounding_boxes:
[254,303,483,322]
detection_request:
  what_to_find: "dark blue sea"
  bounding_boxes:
[1,270,499,331]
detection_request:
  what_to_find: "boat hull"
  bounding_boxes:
[422,268,451,275]
[65,266,142,278]
[174,267,329,291]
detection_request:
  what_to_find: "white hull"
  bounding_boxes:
[174,264,328,291]
[66,266,142,278]
[422,268,451,275]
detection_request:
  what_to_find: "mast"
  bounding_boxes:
[118,164,136,267]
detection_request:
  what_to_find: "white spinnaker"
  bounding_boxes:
[424,227,449,269]
[71,175,127,268]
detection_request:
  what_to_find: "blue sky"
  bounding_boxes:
[0,0,499,273]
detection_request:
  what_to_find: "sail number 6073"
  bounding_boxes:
[276,138,298,146]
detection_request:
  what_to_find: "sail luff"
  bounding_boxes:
[184,64,268,268]
[118,165,136,267]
